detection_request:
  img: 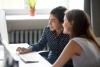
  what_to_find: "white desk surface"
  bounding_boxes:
[4,43,52,67]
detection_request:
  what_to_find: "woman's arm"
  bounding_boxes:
[52,40,82,67]
[31,27,48,51]
[16,27,48,53]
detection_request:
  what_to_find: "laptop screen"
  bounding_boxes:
[0,34,2,44]
[0,10,8,43]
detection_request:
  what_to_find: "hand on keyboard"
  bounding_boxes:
[16,47,32,54]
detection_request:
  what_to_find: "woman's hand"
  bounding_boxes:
[16,47,32,54]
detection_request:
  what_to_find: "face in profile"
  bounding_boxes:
[63,15,72,34]
[49,14,61,31]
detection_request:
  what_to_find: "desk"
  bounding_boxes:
[4,43,52,67]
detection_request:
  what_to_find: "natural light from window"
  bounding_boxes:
[0,0,25,9]
[69,0,84,10]
[0,0,84,15]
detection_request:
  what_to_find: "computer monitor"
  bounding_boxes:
[0,10,9,43]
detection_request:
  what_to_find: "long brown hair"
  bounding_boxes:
[65,9,100,49]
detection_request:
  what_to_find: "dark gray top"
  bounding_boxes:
[31,27,70,63]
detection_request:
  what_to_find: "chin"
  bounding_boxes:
[63,30,68,34]
[63,30,65,33]
[50,28,54,31]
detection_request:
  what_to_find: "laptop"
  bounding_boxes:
[0,10,8,60]
[0,9,39,63]
[0,10,9,43]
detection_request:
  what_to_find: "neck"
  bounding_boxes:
[56,27,63,36]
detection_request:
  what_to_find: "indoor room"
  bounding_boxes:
[0,0,100,67]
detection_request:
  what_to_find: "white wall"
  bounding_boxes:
[7,19,48,31]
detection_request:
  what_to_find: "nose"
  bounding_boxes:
[49,20,52,25]
[62,22,64,27]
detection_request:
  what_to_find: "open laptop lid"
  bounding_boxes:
[0,34,2,44]
[0,10,9,43]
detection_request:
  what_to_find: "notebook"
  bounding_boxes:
[18,52,39,63]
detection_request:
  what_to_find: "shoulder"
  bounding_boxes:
[71,37,86,42]
[70,37,88,50]
[64,38,82,56]
[70,37,84,45]
[68,37,82,46]
[42,26,51,36]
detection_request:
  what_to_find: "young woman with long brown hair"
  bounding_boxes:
[53,9,100,67]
